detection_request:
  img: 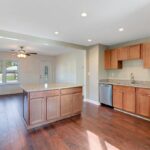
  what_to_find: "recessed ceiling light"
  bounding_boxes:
[81,12,87,17]
[88,39,92,42]
[118,27,124,32]
[54,31,59,35]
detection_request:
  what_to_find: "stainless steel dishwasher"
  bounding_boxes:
[99,84,112,106]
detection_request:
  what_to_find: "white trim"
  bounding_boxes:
[115,108,150,122]
[84,99,101,106]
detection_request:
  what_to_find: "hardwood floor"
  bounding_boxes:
[0,94,150,150]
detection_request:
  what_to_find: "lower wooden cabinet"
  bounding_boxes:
[47,96,60,120]
[72,93,83,114]
[60,94,73,117]
[113,86,123,109]
[113,86,150,118]
[23,87,83,128]
[113,86,136,113]
[123,87,135,113]
[30,98,46,125]
[136,88,150,118]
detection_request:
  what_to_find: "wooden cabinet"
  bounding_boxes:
[72,93,83,114]
[30,98,46,125]
[47,96,60,121]
[113,86,135,113]
[60,95,73,117]
[142,43,150,68]
[104,50,111,69]
[118,47,129,60]
[111,49,118,69]
[104,44,142,70]
[123,87,135,113]
[23,87,83,129]
[128,44,141,59]
[104,49,122,69]
[113,86,123,109]
[136,88,150,118]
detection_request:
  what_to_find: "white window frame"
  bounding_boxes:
[0,60,20,85]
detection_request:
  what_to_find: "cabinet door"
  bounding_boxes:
[123,87,135,113]
[142,43,150,68]
[104,50,111,69]
[136,94,150,117]
[113,86,123,109]
[128,44,141,59]
[111,49,122,69]
[111,49,118,69]
[61,95,72,117]
[118,47,129,60]
[30,98,46,125]
[72,93,83,114]
[47,96,60,121]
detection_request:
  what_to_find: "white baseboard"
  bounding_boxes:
[84,99,101,106]
[115,108,150,122]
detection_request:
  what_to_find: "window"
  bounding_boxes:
[0,60,19,84]
[0,61,2,84]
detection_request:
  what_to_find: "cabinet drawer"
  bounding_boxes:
[30,91,45,99]
[61,87,82,95]
[113,85,123,92]
[45,90,60,97]
[136,88,150,95]
[123,86,135,93]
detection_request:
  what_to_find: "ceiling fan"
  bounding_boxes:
[11,46,37,58]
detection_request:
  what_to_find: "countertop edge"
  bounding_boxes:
[21,85,82,93]
[99,81,150,89]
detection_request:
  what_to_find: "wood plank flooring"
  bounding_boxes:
[0,94,150,150]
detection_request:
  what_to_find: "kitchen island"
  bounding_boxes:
[22,83,83,129]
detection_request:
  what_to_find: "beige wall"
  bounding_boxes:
[0,52,55,95]
[55,50,85,84]
[86,45,99,102]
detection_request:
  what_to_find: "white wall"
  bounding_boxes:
[107,60,150,81]
[0,52,55,95]
[55,50,85,84]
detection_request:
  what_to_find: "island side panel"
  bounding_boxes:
[23,90,30,125]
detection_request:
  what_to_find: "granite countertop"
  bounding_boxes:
[99,79,150,89]
[21,83,82,92]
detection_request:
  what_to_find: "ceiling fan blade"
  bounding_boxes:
[26,52,37,55]
[26,54,30,56]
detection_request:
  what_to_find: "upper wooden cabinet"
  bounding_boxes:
[118,44,141,61]
[104,49,122,69]
[118,47,129,61]
[104,50,111,69]
[128,44,141,59]
[142,43,150,68]
[104,44,143,70]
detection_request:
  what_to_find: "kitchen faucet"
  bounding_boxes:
[130,73,135,84]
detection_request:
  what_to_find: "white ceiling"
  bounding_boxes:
[0,38,79,55]
[0,0,150,53]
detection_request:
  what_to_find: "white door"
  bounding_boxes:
[39,61,53,83]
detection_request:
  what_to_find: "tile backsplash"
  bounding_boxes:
[107,60,150,81]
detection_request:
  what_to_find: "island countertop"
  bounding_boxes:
[21,83,82,92]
